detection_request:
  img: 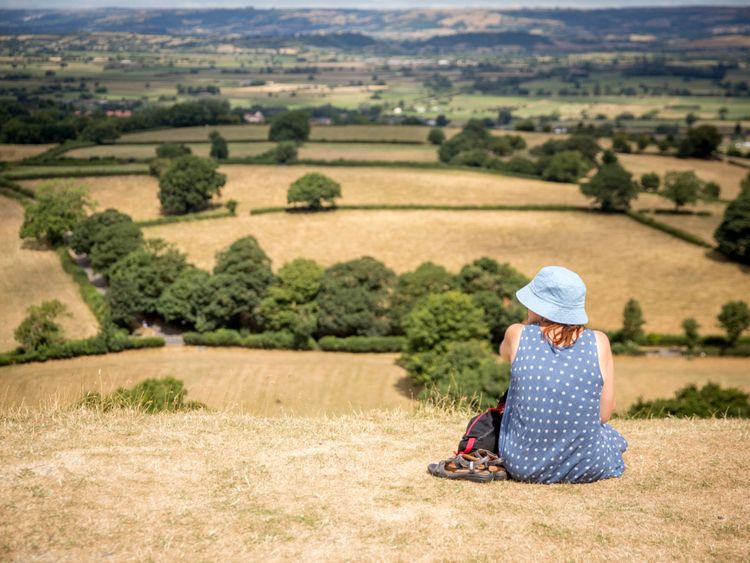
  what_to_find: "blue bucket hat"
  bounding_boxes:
[515,266,588,325]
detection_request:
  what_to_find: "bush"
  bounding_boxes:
[717,300,750,348]
[542,150,589,182]
[514,119,535,132]
[400,340,509,409]
[714,180,750,264]
[19,182,92,246]
[155,143,191,159]
[78,377,205,413]
[427,127,445,145]
[158,155,226,215]
[14,299,69,351]
[505,156,539,176]
[611,341,645,356]
[274,140,298,164]
[209,130,228,159]
[183,330,312,350]
[640,172,660,192]
[627,383,750,418]
[318,336,406,353]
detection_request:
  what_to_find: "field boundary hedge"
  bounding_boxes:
[5,168,150,180]
[625,210,713,248]
[0,335,164,367]
[56,247,110,327]
[136,208,234,227]
[183,329,314,350]
[318,336,406,353]
[250,203,593,215]
[0,177,35,201]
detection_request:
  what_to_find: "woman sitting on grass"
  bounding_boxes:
[498,265,627,484]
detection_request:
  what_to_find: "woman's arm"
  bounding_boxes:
[594,330,615,423]
[499,323,524,364]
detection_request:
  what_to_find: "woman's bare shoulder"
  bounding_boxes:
[592,330,612,350]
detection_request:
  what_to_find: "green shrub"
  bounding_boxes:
[627,383,750,418]
[611,341,645,356]
[318,336,406,353]
[183,330,312,350]
[78,376,205,413]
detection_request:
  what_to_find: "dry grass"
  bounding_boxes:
[298,143,437,162]
[64,142,275,160]
[217,165,590,215]
[0,196,99,352]
[0,143,54,161]
[20,176,162,221]
[0,348,414,415]
[618,154,747,201]
[0,408,747,561]
[0,348,747,417]
[144,210,750,333]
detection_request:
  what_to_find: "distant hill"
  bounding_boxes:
[0,7,748,50]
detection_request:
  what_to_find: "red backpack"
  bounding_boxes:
[456,392,507,456]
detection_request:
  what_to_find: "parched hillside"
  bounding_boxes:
[0,409,747,561]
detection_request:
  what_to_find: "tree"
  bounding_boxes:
[678,125,722,159]
[542,150,589,182]
[701,181,721,200]
[514,119,535,132]
[714,182,750,264]
[269,110,310,142]
[256,258,324,344]
[428,127,445,145]
[622,298,645,342]
[107,240,187,327]
[438,119,491,163]
[199,236,275,330]
[14,299,69,351]
[273,140,298,164]
[662,171,701,211]
[156,267,211,328]
[71,208,133,255]
[403,291,488,353]
[640,172,660,192]
[209,130,228,159]
[19,182,91,246]
[155,143,191,159]
[389,262,457,334]
[580,160,638,211]
[685,113,698,127]
[682,318,700,352]
[717,301,750,348]
[287,172,341,210]
[158,155,226,215]
[88,220,144,275]
[612,133,632,153]
[316,257,395,338]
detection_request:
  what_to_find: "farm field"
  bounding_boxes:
[144,210,750,333]
[0,144,54,161]
[0,348,414,415]
[640,210,724,244]
[617,153,748,201]
[0,196,99,353]
[1,348,747,416]
[63,142,438,162]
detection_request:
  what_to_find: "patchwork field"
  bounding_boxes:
[144,210,750,333]
[618,153,747,201]
[0,196,100,352]
[1,348,747,416]
[64,142,276,160]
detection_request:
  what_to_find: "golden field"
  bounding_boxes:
[0,348,748,416]
[0,196,99,352]
[144,210,750,333]
[64,142,275,160]
[0,408,747,561]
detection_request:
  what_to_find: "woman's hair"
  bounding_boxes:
[539,319,585,347]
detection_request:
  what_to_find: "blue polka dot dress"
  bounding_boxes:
[498,324,627,484]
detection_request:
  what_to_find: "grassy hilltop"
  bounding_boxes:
[1,407,748,560]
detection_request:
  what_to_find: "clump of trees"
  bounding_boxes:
[714,174,750,264]
[287,172,341,210]
[628,383,750,418]
[209,130,228,159]
[269,110,311,142]
[157,155,226,215]
[437,119,526,167]
[19,182,92,246]
[580,150,638,210]
[70,209,143,275]
[678,125,722,159]
[156,143,191,159]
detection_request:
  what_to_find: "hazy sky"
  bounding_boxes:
[2,0,748,8]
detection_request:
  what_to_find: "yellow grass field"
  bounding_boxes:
[21,176,162,221]
[0,409,747,560]
[0,348,748,416]
[0,196,99,352]
[0,143,54,161]
[63,142,437,163]
[618,153,748,200]
[144,210,750,333]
